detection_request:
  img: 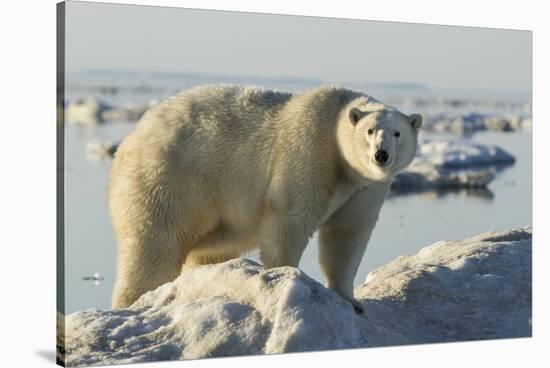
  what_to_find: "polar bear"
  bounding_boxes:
[109,85,422,312]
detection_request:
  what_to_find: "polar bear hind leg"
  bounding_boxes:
[111,234,188,309]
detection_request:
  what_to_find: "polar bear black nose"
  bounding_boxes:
[375,150,389,165]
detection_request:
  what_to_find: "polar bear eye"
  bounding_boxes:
[394,131,400,138]
[367,129,374,135]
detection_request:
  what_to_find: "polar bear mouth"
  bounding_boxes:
[369,156,394,172]
[375,159,392,168]
[373,158,393,169]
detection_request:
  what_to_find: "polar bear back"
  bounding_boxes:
[119,84,362,184]
[141,85,293,137]
[110,84,366,222]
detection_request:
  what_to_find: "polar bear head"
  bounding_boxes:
[337,97,422,183]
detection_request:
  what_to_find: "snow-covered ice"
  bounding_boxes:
[66,98,113,125]
[66,98,149,124]
[63,260,369,366]
[415,139,515,168]
[101,104,149,122]
[60,227,531,366]
[392,139,515,191]
[356,226,531,344]
[86,141,119,161]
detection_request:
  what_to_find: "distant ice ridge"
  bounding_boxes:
[383,95,530,113]
[65,91,531,131]
[392,139,515,192]
[422,112,532,135]
[67,70,531,111]
[60,227,531,367]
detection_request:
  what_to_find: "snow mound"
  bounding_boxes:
[61,227,531,366]
[357,226,532,344]
[64,260,368,366]
[392,139,515,192]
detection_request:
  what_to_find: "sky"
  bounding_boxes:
[64,1,532,93]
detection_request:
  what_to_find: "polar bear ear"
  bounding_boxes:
[349,107,365,125]
[409,114,423,131]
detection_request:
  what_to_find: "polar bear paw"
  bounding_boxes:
[350,298,365,315]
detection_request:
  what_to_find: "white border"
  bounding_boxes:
[1,0,547,367]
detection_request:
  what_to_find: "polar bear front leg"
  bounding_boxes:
[319,224,371,314]
[319,182,390,314]
[259,214,310,268]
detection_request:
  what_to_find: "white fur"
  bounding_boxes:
[108,85,421,310]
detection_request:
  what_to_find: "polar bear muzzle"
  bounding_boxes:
[374,150,390,166]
